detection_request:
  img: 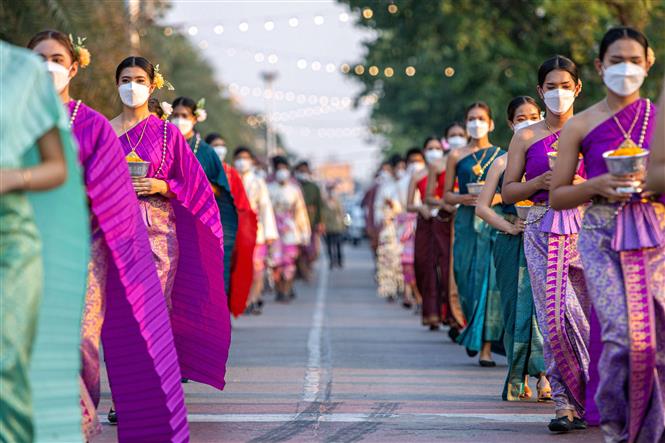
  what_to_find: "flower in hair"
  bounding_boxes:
[69,34,91,68]
[194,98,207,122]
[153,64,175,90]
[160,101,173,120]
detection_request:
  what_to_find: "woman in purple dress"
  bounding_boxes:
[28,32,188,441]
[502,55,591,432]
[109,54,232,402]
[551,27,663,443]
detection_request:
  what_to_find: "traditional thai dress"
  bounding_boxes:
[223,163,257,317]
[396,173,418,289]
[241,170,278,288]
[455,146,504,353]
[71,101,187,441]
[522,133,591,416]
[577,98,664,442]
[493,173,545,400]
[376,204,404,298]
[267,180,311,281]
[118,115,231,390]
[0,43,89,443]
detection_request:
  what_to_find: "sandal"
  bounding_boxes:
[520,382,533,400]
[548,416,574,433]
[537,378,553,402]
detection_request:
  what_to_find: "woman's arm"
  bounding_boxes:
[550,115,632,209]
[502,131,550,204]
[0,127,67,194]
[476,157,523,235]
[443,150,476,206]
[646,77,665,193]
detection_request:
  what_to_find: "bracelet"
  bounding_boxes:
[21,169,32,190]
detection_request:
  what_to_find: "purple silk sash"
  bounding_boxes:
[612,199,662,442]
[545,234,585,410]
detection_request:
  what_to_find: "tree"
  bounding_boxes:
[338,0,665,156]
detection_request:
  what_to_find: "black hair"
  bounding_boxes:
[422,136,441,149]
[444,121,465,138]
[599,26,649,60]
[148,98,163,118]
[272,155,289,169]
[27,29,78,63]
[506,96,541,122]
[537,55,579,87]
[405,147,424,160]
[234,146,253,158]
[205,132,224,145]
[295,160,310,171]
[465,101,493,120]
[115,56,155,83]
[172,96,197,115]
[388,153,404,168]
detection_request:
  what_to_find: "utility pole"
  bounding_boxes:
[128,0,141,52]
[261,71,278,163]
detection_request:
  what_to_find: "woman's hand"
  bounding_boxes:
[585,173,633,201]
[132,177,169,196]
[536,171,553,190]
[506,218,525,235]
[460,194,478,206]
[418,206,432,219]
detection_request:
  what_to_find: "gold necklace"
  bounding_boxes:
[123,116,150,154]
[471,147,500,177]
[544,120,561,151]
[607,98,645,149]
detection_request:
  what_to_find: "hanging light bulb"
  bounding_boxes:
[388,4,398,14]
[264,20,275,31]
[405,66,416,76]
[362,8,374,19]
[214,25,224,34]
[384,67,394,77]
[289,17,299,27]
[354,65,365,75]
[368,66,379,76]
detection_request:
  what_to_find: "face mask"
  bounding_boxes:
[466,120,490,139]
[603,62,646,97]
[255,168,267,180]
[447,136,467,149]
[379,170,392,181]
[214,146,227,161]
[171,117,194,136]
[513,119,540,132]
[46,61,71,93]
[234,158,252,173]
[396,169,406,179]
[276,169,291,183]
[543,89,576,115]
[118,82,151,108]
[408,162,426,174]
[424,149,444,163]
[295,172,310,181]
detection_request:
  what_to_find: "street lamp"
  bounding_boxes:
[261,71,278,161]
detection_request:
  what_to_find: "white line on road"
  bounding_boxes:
[302,258,329,402]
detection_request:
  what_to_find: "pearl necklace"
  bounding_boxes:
[152,120,168,177]
[68,99,82,128]
[609,98,651,149]
[192,133,201,154]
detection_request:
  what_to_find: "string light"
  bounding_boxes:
[297,59,308,69]
[325,63,337,73]
[188,26,198,36]
[362,8,374,19]
[354,65,365,75]
[164,27,174,36]
[314,15,325,25]
[214,25,224,34]
[199,40,208,49]
[254,52,265,62]
[311,61,322,71]
[268,54,278,64]
[288,17,299,27]
[264,20,275,31]
[405,66,416,76]
[339,12,350,22]
[444,66,455,77]
[384,67,394,77]
[388,4,398,14]
[368,66,379,76]
[238,21,249,32]
[341,63,351,74]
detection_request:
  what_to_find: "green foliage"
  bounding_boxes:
[0,0,261,149]
[339,0,665,157]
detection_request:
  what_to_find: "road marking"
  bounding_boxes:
[302,259,328,402]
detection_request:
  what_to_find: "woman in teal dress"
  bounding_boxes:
[443,102,504,365]
[476,97,548,401]
[0,42,89,442]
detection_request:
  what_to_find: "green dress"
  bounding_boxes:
[0,42,89,443]
[454,147,504,353]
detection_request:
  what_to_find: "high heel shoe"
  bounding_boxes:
[537,378,553,402]
[520,382,533,400]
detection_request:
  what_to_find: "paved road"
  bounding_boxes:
[97,244,601,442]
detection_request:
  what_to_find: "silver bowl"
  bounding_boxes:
[466,182,485,196]
[128,161,150,178]
[602,150,649,193]
[515,204,531,220]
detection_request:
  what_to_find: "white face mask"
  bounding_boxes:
[46,61,71,93]
[171,117,194,136]
[466,120,490,140]
[396,169,406,179]
[214,146,227,161]
[424,149,444,163]
[379,170,392,181]
[603,62,646,97]
[513,119,540,133]
[234,158,252,173]
[408,162,426,174]
[118,82,151,108]
[295,171,310,181]
[447,136,467,149]
[255,168,267,180]
[276,169,291,183]
[543,88,576,115]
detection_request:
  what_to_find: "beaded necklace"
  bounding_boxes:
[608,98,650,149]
[122,117,168,178]
[471,146,501,177]
[544,120,561,151]
[68,99,82,128]
[191,133,201,154]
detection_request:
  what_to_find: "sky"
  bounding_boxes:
[163,0,380,179]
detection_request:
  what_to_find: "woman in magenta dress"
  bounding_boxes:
[502,55,592,432]
[551,27,663,442]
[28,32,188,441]
[110,56,231,394]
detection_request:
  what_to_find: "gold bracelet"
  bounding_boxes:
[21,169,32,190]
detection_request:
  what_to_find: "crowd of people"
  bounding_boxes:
[0,30,347,442]
[361,26,665,442]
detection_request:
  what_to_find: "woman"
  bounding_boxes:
[550,27,663,442]
[502,55,590,432]
[28,31,188,440]
[110,57,231,393]
[476,96,547,402]
[646,76,665,193]
[444,103,504,365]
[0,41,89,443]
[206,133,258,317]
